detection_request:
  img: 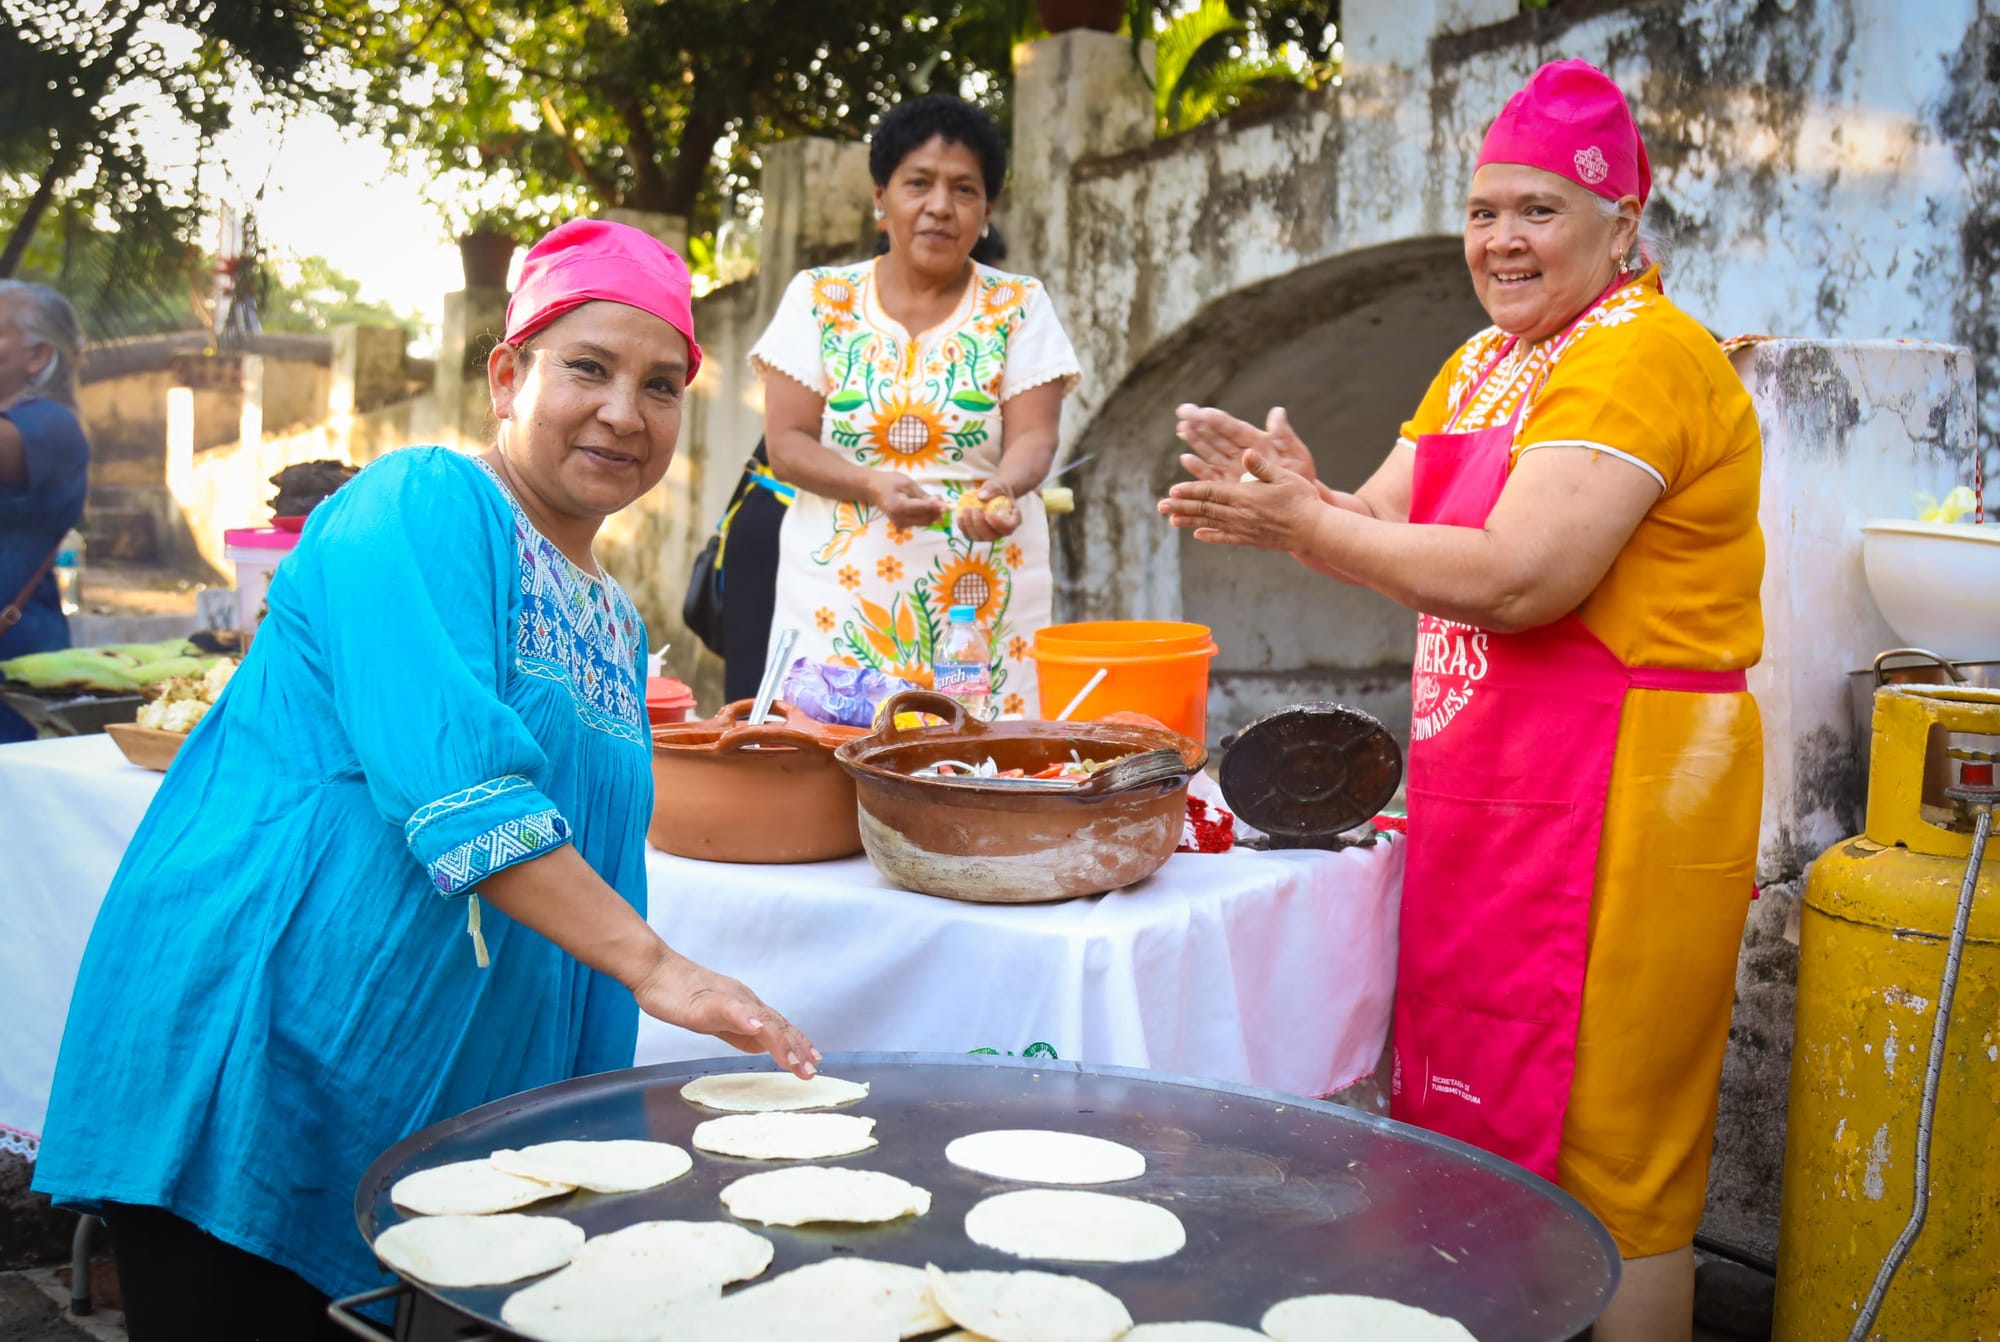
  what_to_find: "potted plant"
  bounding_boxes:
[1036,0,1127,32]
[455,205,532,289]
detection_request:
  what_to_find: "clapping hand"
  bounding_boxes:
[1175,404,1318,484]
[1159,447,1324,553]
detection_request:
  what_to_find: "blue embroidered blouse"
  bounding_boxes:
[34,447,654,1302]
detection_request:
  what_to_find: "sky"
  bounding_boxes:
[207,108,468,340]
[119,19,474,346]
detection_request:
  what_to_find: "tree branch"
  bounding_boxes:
[615,96,679,214]
[539,94,620,206]
[2,0,147,276]
[659,99,726,220]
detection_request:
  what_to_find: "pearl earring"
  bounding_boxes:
[981,223,990,239]
[873,207,885,222]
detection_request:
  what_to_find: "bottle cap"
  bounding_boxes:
[949,605,977,623]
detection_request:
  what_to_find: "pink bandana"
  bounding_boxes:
[1476,59,1651,206]
[504,219,703,383]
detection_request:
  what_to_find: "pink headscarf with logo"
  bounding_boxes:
[504,219,703,383]
[1476,59,1651,206]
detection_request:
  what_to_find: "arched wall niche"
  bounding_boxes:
[1058,234,1489,745]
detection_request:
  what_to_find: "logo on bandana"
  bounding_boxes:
[1573,146,1610,185]
[1411,615,1490,741]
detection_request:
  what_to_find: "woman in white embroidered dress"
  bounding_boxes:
[752,94,1081,713]
[36,221,818,1340]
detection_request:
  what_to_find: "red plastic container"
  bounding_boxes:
[645,677,696,726]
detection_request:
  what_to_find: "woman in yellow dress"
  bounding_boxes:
[752,95,1080,711]
[1162,61,1761,1342]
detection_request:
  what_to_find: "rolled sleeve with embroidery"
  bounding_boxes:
[296,449,576,896]
[405,775,572,897]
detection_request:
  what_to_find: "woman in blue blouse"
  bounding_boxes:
[34,222,819,1338]
[0,281,90,743]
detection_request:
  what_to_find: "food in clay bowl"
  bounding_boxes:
[835,691,1207,903]
[649,700,867,863]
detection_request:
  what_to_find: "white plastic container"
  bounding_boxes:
[1860,519,2000,658]
[222,526,301,635]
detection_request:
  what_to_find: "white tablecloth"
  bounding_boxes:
[0,734,1402,1159]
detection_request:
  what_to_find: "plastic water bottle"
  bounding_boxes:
[53,529,83,616]
[932,604,993,720]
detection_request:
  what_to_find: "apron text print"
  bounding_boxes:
[1411,617,1492,742]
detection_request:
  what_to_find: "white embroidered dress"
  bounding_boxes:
[750,259,1080,713]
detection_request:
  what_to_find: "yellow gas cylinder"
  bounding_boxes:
[1774,685,2000,1341]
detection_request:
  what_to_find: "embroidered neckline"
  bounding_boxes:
[861,257,982,350]
[466,452,647,747]
[471,455,609,588]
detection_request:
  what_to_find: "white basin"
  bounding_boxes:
[1859,520,2000,658]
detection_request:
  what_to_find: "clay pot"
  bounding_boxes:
[1036,0,1125,33]
[835,691,1205,903]
[649,700,866,863]
[457,232,517,289]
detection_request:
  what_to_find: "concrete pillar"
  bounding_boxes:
[330,324,408,417]
[238,355,266,451]
[602,209,691,257]
[1741,338,1978,885]
[165,386,194,508]
[753,137,875,323]
[1008,31,1156,290]
[434,287,509,452]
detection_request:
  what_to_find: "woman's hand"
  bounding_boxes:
[956,480,1021,542]
[634,951,822,1080]
[870,472,948,529]
[1175,405,1318,484]
[1159,449,1325,552]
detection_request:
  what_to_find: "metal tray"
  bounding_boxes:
[349,1053,1616,1340]
[0,688,143,736]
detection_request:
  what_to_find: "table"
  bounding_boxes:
[0,734,1402,1161]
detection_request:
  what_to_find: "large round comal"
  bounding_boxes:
[835,692,1205,902]
[345,1054,1619,1340]
[1773,686,2000,1339]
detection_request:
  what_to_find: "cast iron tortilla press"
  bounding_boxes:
[1218,702,1403,849]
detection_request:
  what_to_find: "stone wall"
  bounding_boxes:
[1708,337,1977,1258]
[79,370,240,486]
[1009,2,1993,749]
[591,137,878,707]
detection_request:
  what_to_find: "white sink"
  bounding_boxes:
[1860,520,2000,658]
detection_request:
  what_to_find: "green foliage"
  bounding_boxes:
[320,0,1022,243]
[1140,0,1339,135]
[258,253,426,337]
[0,0,343,332]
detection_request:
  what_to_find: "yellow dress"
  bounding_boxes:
[1399,269,1764,1256]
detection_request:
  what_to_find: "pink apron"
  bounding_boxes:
[1388,292,1745,1181]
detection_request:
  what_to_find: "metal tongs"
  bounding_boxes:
[748,628,799,726]
[963,747,1190,796]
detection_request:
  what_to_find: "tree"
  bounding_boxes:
[0,1,340,332]
[319,1,1024,239]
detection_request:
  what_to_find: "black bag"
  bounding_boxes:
[682,529,726,656]
[682,446,768,656]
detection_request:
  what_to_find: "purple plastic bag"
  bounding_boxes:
[780,658,924,729]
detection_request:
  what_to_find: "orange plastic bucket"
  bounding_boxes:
[1029,620,1218,740]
